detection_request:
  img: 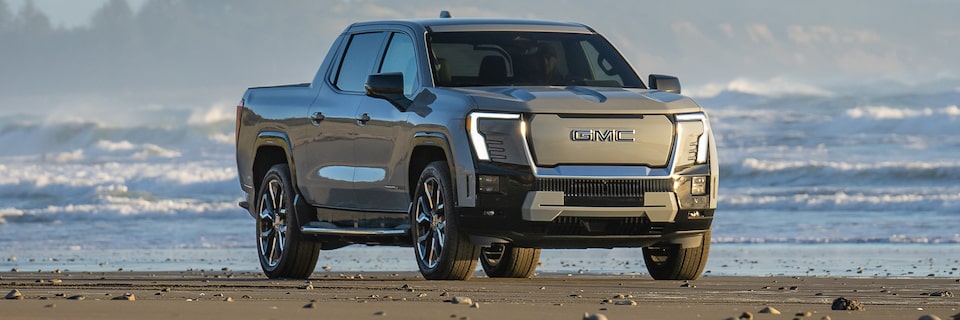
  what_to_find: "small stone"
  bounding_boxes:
[50,279,62,284]
[6,289,23,300]
[302,284,314,290]
[417,293,428,298]
[451,296,473,305]
[739,311,754,320]
[322,265,332,271]
[614,300,637,306]
[613,294,625,299]
[161,288,172,292]
[374,311,386,316]
[224,297,235,302]
[821,316,832,320]
[759,306,781,315]
[583,313,609,320]
[831,297,864,311]
[241,294,253,299]
[112,293,135,301]
[67,295,85,300]
[470,302,480,308]
[45,304,56,308]
[796,311,813,317]
[304,302,318,309]
[930,291,954,297]
[221,267,230,271]
[918,315,942,320]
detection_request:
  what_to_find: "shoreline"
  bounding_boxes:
[3,243,958,278]
[2,271,958,320]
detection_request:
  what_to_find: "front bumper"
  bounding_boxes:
[457,164,715,249]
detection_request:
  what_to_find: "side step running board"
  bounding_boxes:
[301,222,408,237]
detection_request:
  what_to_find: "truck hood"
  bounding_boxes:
[445,86,703,114]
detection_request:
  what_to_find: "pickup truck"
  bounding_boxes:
[235,14,718,280]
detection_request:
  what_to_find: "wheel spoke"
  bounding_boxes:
[423,181,434,211]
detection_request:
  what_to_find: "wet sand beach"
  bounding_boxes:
[2,271,958,320]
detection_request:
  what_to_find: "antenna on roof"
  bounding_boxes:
[439,10,452,18]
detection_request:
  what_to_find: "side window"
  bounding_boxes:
[334,32,386,92]
[379,33,417,97]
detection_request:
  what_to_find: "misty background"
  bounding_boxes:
[1,0,958,123]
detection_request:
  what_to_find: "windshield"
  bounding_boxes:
[428,32,644,88]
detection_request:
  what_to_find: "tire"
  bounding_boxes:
[480,244,541,278]
[642,230,711,280]
[411,161,480,280]
[256,164,321,279]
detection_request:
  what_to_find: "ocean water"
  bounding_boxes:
[1,78,959,275]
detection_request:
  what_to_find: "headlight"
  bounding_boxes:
[467,112,528,165]
[675,113,710,166]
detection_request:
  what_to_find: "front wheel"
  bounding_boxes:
[411,161,480,280]
[256,164,321,279]
[480,244,540,278]
[642,230,711,280]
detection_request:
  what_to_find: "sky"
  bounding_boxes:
[1,0,957,121]
[7,0,147,28]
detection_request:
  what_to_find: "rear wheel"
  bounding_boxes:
[256,164,321,279]
[642,230,711,280]
[480,244,540,278]
[411,161,480,280]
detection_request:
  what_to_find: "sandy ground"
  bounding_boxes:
[1,271,958,320]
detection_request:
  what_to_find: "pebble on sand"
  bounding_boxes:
[759,306,781,315]
[6,289,24,300]
[831,297,864,311]
[929,291,954,297]
[67,295,86,300]
[583,313,609,320]
[918,315,942,320]
[614,300,637,306]
[739,311,753,320]
[451,296,473,305]
[112,293,136,301]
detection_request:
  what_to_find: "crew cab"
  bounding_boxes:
[235,13,718,280]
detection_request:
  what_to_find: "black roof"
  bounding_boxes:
[348,18,595,34]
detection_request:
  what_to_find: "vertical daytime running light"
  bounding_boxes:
[676,113,709,164]
[468,112,521,161]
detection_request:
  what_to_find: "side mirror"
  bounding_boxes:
[648,74,681,94]
[365,72,411,110]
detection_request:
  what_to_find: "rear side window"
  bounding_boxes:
[334,32,386,92]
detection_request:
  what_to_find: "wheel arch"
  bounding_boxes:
[408,133,455,201]
[252,132,299,201]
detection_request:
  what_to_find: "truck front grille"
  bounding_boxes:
[535,178,673,207]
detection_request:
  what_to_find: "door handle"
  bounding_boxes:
[357,113,371,125]
[310,112,324,126]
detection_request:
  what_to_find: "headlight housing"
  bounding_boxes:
[674,112,710,167]
[467,112,528,165]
